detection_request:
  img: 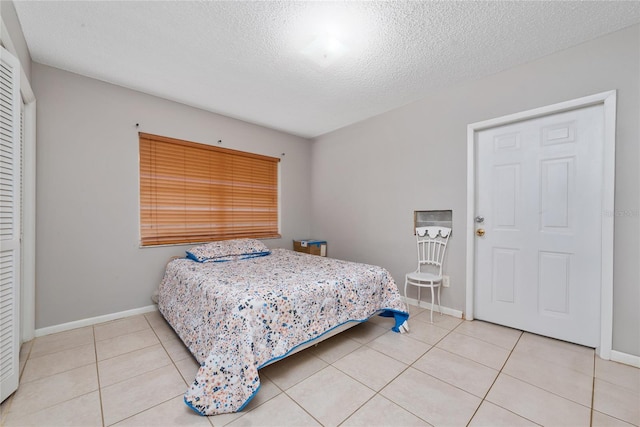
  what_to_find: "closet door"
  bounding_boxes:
[0,46,22,403]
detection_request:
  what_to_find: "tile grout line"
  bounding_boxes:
[4,338,102,425]
[468,327,599,426]
[400,318,491,426]
[590,351,596,427]
[268,322,416,426]
[506,336,596,424]
[93,314,179,427]
[95,324,160,363]
[144,312,193,385]
[462,330,537,426]
[280,320,401,424]
[96,343,176,389]
[335,392,378,427]
[19,339,33,379]
[497,366,597,410]
[1,339,35,424]
[283,387,325,427]
[340,314,460,426]
[98,313,190,426]
[589,354,640,425]
[17,360,97,386]
[452,326,522,351]
[330,351,410,424]
[263,341,367,426]
[93,325,107,427]
[27,340,92,362]
[107,393,185,426]
[261,353,332,393]
[133,314,193,417]
[381,314,462,424]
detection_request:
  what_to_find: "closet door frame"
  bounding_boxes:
[1,18,37,345]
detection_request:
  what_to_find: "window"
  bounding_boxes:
[139,133,280,246]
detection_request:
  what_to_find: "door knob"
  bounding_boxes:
[476,228,485,237]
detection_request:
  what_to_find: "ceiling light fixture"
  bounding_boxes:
[301,33,348,67]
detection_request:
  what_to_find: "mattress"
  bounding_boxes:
[158,248,409,415]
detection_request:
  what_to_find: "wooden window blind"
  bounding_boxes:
[139,133,280,246]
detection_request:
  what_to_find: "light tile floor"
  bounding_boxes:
[1,304,639,427]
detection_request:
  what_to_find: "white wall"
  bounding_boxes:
[31,64,313,329]
[311,25,640,357]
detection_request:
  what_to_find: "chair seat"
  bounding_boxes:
[406,271,442,285]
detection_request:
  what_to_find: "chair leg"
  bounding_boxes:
[430,286,435,323]
[404,280,408,305]
[437,285,442,316]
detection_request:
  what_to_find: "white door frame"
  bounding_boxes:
[1,17,37,342]
[465,91,616,359]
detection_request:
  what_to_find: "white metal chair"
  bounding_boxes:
[404,226,451,323]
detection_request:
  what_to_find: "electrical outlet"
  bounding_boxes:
[442,275,450,288]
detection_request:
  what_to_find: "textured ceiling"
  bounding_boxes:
[12,1,640,138]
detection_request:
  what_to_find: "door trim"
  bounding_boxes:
[465,91,616,359]
[2,16,37,343]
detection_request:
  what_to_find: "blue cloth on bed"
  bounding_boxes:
[378,309,410,332]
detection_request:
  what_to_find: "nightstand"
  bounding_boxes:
[293,239,327,257]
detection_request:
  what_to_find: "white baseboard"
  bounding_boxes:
[405,297,463,319]
[31,302,640,368]
[609,349,640,368]
[35,305,158,337]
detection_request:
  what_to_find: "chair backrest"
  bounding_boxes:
[415,226,451,274]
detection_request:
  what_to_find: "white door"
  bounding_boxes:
[474,104,604,347]
[0,47,22,402]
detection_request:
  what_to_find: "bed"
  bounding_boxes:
[157,239,409,416]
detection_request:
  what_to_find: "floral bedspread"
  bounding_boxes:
[158,248,409,416]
